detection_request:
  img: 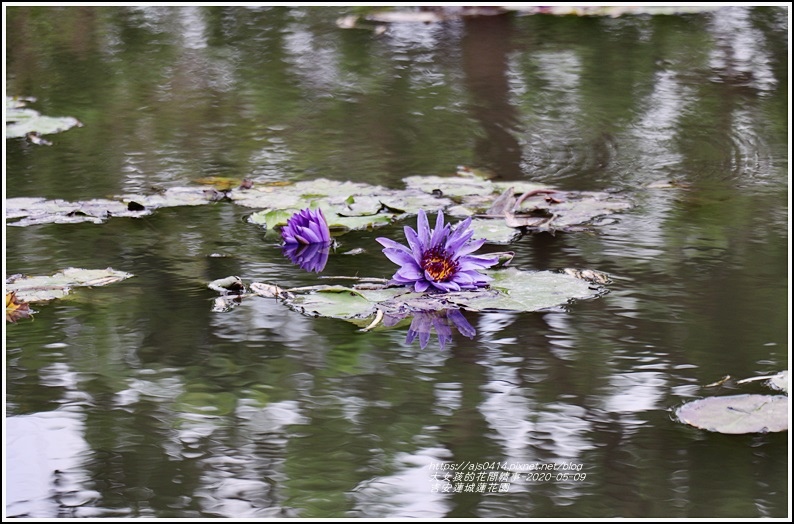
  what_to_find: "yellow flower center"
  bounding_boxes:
[421,247,458,282]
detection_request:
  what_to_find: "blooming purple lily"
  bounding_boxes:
[281,208,331,245]
[376,209,498,293]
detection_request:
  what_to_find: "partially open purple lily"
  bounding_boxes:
[281,208,331,245]
[376,209,498,292]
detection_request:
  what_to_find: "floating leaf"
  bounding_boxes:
[404,176,631,235]
[337,7,511,28]
[6,291,34,323]
[767,371,789,395]
[6,187,224,227]
[117,186,226,208]
[675,395,788,434]
[6,175,630,239]
[505,5,722,17]
[509,190,632,233]
[239,178,450,233]
[469,218,523,244]
[6,268,134,303]
[561,268,612,285]
[247,267,605,324]
[5,197,148,226]
[733,370,789,395]
[6,96,83,140]
[193,176,251,191]
[208,276,246,294]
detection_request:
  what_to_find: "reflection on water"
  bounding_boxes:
[385,308,476,350]
[281,242,331,273]
[4,5,789,519]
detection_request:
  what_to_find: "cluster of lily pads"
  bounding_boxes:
[276,206,508,348]
[7,95,786,433]
[210,203,612,350]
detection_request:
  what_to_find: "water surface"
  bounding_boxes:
[4,6,789,518]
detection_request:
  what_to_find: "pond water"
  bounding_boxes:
[4,6,790,519]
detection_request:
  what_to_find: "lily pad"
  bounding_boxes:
[248,267,605,324]
[6,187,225,227]
[6,174,630,240]
[508,189,632,233]
[506,5,722,17]
[6,96,83,140]
[5,197,148,227]
[469,218,523,245]
[6,268,134,303]
[6,291,34,323]
[249,205,393,233]
[767,371,789,395]
[404,176,631,234]
[675,395,788,434]
[239,178,452,233]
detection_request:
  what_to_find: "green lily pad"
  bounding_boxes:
[6,175,630,240]
[249,205,393,233]
[675,394,788,434]
[239,178,451,233]
[252,267,606,323]
[469,218,523,245]
[6,96,83,140]
[6,268,134,302]
[248,208,296,229]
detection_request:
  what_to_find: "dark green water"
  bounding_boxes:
[4,6,789,518]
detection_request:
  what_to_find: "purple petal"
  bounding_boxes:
[418,328,431,350]
[430,279,461,292]
[414,280,430,293]
[403,226,424,264]
[416,209,431,246]
[282,208,331,245]
[447,309,476,339]
[383,247,417,267]
[459,253,499,269]
[429,210,447,248]
[451,237,484,257]
[376,237,412,253]
[395,265,424,281]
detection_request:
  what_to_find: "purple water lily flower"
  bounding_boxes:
[281,208,331,245]
[376,209,498,292]
[282,242,330,273]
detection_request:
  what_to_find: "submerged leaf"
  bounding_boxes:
[675,395,788,434]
